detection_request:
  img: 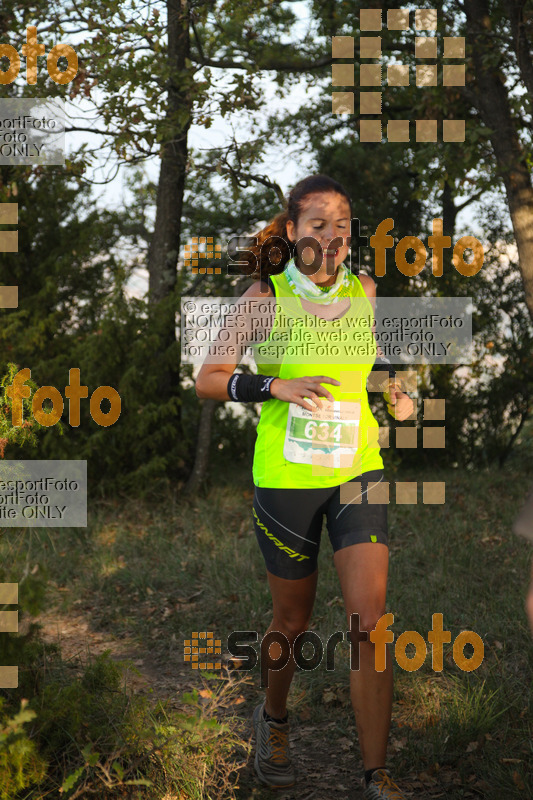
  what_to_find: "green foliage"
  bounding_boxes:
[0,167,197,490]
[2,0,533,490]
[0,634,249,799]
[35,650,129,762]
[400,197,533,468]
[436,678,509,753]
[0,699,47,800]
[0,363,49,458]
[141,684,250,799]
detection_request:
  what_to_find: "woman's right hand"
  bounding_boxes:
[270,376,341,412]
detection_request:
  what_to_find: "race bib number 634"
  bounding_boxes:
[283,400,361,467]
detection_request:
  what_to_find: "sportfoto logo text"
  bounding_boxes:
[185,613,484,687]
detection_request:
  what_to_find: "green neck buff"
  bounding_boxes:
[285,257,354,304]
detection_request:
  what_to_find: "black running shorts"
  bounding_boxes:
[252,469,388,580]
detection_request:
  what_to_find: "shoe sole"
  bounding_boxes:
[253,706,296,789]
[254,751,296,788]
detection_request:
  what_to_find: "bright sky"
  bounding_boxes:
[67,1,313,205]
[62,0,487,300]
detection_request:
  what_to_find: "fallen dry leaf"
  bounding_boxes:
[338,737,353,751]
[326,596,344,608]
[418,772,437,785]
[230,694,246,705]
[512,770,525,791]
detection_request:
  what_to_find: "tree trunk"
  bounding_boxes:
[465,0,533,321]
[148,0,191,305]
[507,0,533,100]
[146,0,192,416]
[183,398,217,496]
[442,181,458,240]
[183,280,248,495]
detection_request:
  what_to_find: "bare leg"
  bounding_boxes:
[334,542,392,770]
[262,569,318,718]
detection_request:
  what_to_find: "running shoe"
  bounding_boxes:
[252,701,296,788]
[362,768,408,799]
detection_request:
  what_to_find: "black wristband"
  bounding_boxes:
[227,373,277,402]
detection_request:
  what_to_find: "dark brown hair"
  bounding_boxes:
[243,174,352,279]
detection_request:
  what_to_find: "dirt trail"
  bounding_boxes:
[32,608,462,799]
[33,606,196,703]
[33,607,369,797]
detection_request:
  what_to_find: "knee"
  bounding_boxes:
[271,614,312,643]
[347,609,387,643]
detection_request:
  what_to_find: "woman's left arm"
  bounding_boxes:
[359,274,414,422]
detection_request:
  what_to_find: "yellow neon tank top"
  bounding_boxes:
[251,268,384,488]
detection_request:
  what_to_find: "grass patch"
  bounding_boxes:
[0,628,251,799]
[1,456,532,798]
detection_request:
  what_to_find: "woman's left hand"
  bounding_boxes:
[384,382,414,421]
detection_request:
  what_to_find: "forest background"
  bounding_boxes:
[0,1,532,798]
[1,0,533,487]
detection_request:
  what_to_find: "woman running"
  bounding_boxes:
[196,174,414,799]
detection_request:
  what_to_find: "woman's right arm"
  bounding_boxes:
[195,281,273,401]
[195,281,341,409]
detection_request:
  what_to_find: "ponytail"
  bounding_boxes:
[242,209,293,280]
